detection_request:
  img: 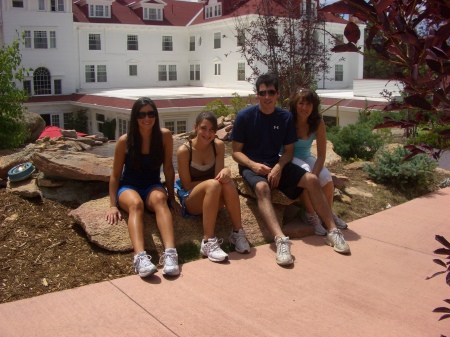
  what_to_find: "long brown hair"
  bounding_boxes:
[289,87,322,133]
[127,97,163,170]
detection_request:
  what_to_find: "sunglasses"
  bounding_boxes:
[258,90,277,97]
[137,111,157,119]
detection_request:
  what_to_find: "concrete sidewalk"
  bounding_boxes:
[1,189,450,337]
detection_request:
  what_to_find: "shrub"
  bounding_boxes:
[363,146,437,191]
[64,109,88,134]
[0,115,30,150]
[102,118,116,141]
[327,123,384,161]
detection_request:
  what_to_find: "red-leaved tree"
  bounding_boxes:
[320,0,450,161]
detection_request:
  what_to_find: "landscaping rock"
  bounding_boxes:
[32,151,113,181]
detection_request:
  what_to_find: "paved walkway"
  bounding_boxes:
[1,188,450,336]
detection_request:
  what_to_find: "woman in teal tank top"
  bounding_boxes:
[289,88,348,235]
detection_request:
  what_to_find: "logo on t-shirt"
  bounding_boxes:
[274,126,279,129]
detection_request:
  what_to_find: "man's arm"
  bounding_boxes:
[232,140,271,176]
[267,143,294,188]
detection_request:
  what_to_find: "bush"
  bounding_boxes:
[363,146,437,191]
[64,109,88,134]
[327,123,384,161]
[102,118,116,141]
[0,115,30,150]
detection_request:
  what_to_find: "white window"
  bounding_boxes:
[189,36,195,51]
[334,34,344,46]
[143,7,162,21]
[24,31,32,48]
[214,32,221,49]
[34,31,48,49]
[89,5,111,18]
[50,31,56,48]
[51,114,60,127]
[190,64,200,81]
[164,120,187,135]
[85,65,107,83]
[214,63,221,76]
[158,65,177,81]
[24,30,56,49]
[63,113,72,129]
[38,0,45,10]
[158,65,167,81]
[85,65,95,82]
[118,119,128,136]
[34,67,51,95]
[12,0,24,8]
[335,64,343,81]
[127,35,138,50]
[205,3,222,19]
[300,0,316,17]
[89,34,101,50]
[162,36,173,51]
[96,113,105,133]
[237,63,245,81]
[129,65,138,76]
[97,65,107,82]
[23,80,32,94]
[169,65,177,81]
[237,29,245,47]
[51,0,64,12]
[54,79,62,94]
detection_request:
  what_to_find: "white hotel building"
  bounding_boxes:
[1,0,372,138]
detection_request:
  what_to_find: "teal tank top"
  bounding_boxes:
[293,132,316,158]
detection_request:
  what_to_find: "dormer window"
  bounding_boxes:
[205,3,222,19]
[143,7,163,21]
[89,4,111,18]
[129,0,166,21]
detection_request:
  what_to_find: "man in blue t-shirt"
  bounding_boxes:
[231,73,350,266]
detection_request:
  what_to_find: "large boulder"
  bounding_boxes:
[32,151,113,181]
[21,111,46,143]
[69,195,284,253]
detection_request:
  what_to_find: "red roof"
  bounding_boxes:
[72,0,204,26]
[72,0,348,26]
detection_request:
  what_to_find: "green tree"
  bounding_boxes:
[0,36,30,149]
[65,109,89,134]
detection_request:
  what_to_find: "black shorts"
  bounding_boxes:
[240,162,306,200]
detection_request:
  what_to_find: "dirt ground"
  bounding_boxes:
[1,160,450,304]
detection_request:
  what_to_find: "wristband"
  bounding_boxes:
[110,206,118,208]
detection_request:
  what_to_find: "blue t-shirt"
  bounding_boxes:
[231,104,297,166]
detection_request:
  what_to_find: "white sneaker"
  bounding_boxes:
[275,236,294,265]
[133,252,157,277]
[332,212,348,229]
[229,228,251,253]
[200,237,228,262]
[325,228,350,254]
[159,248,180,276]
[305,212,327,236]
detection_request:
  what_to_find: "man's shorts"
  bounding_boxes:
[240,162,306,200]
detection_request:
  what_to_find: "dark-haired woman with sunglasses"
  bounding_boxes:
[106,97,182,278]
